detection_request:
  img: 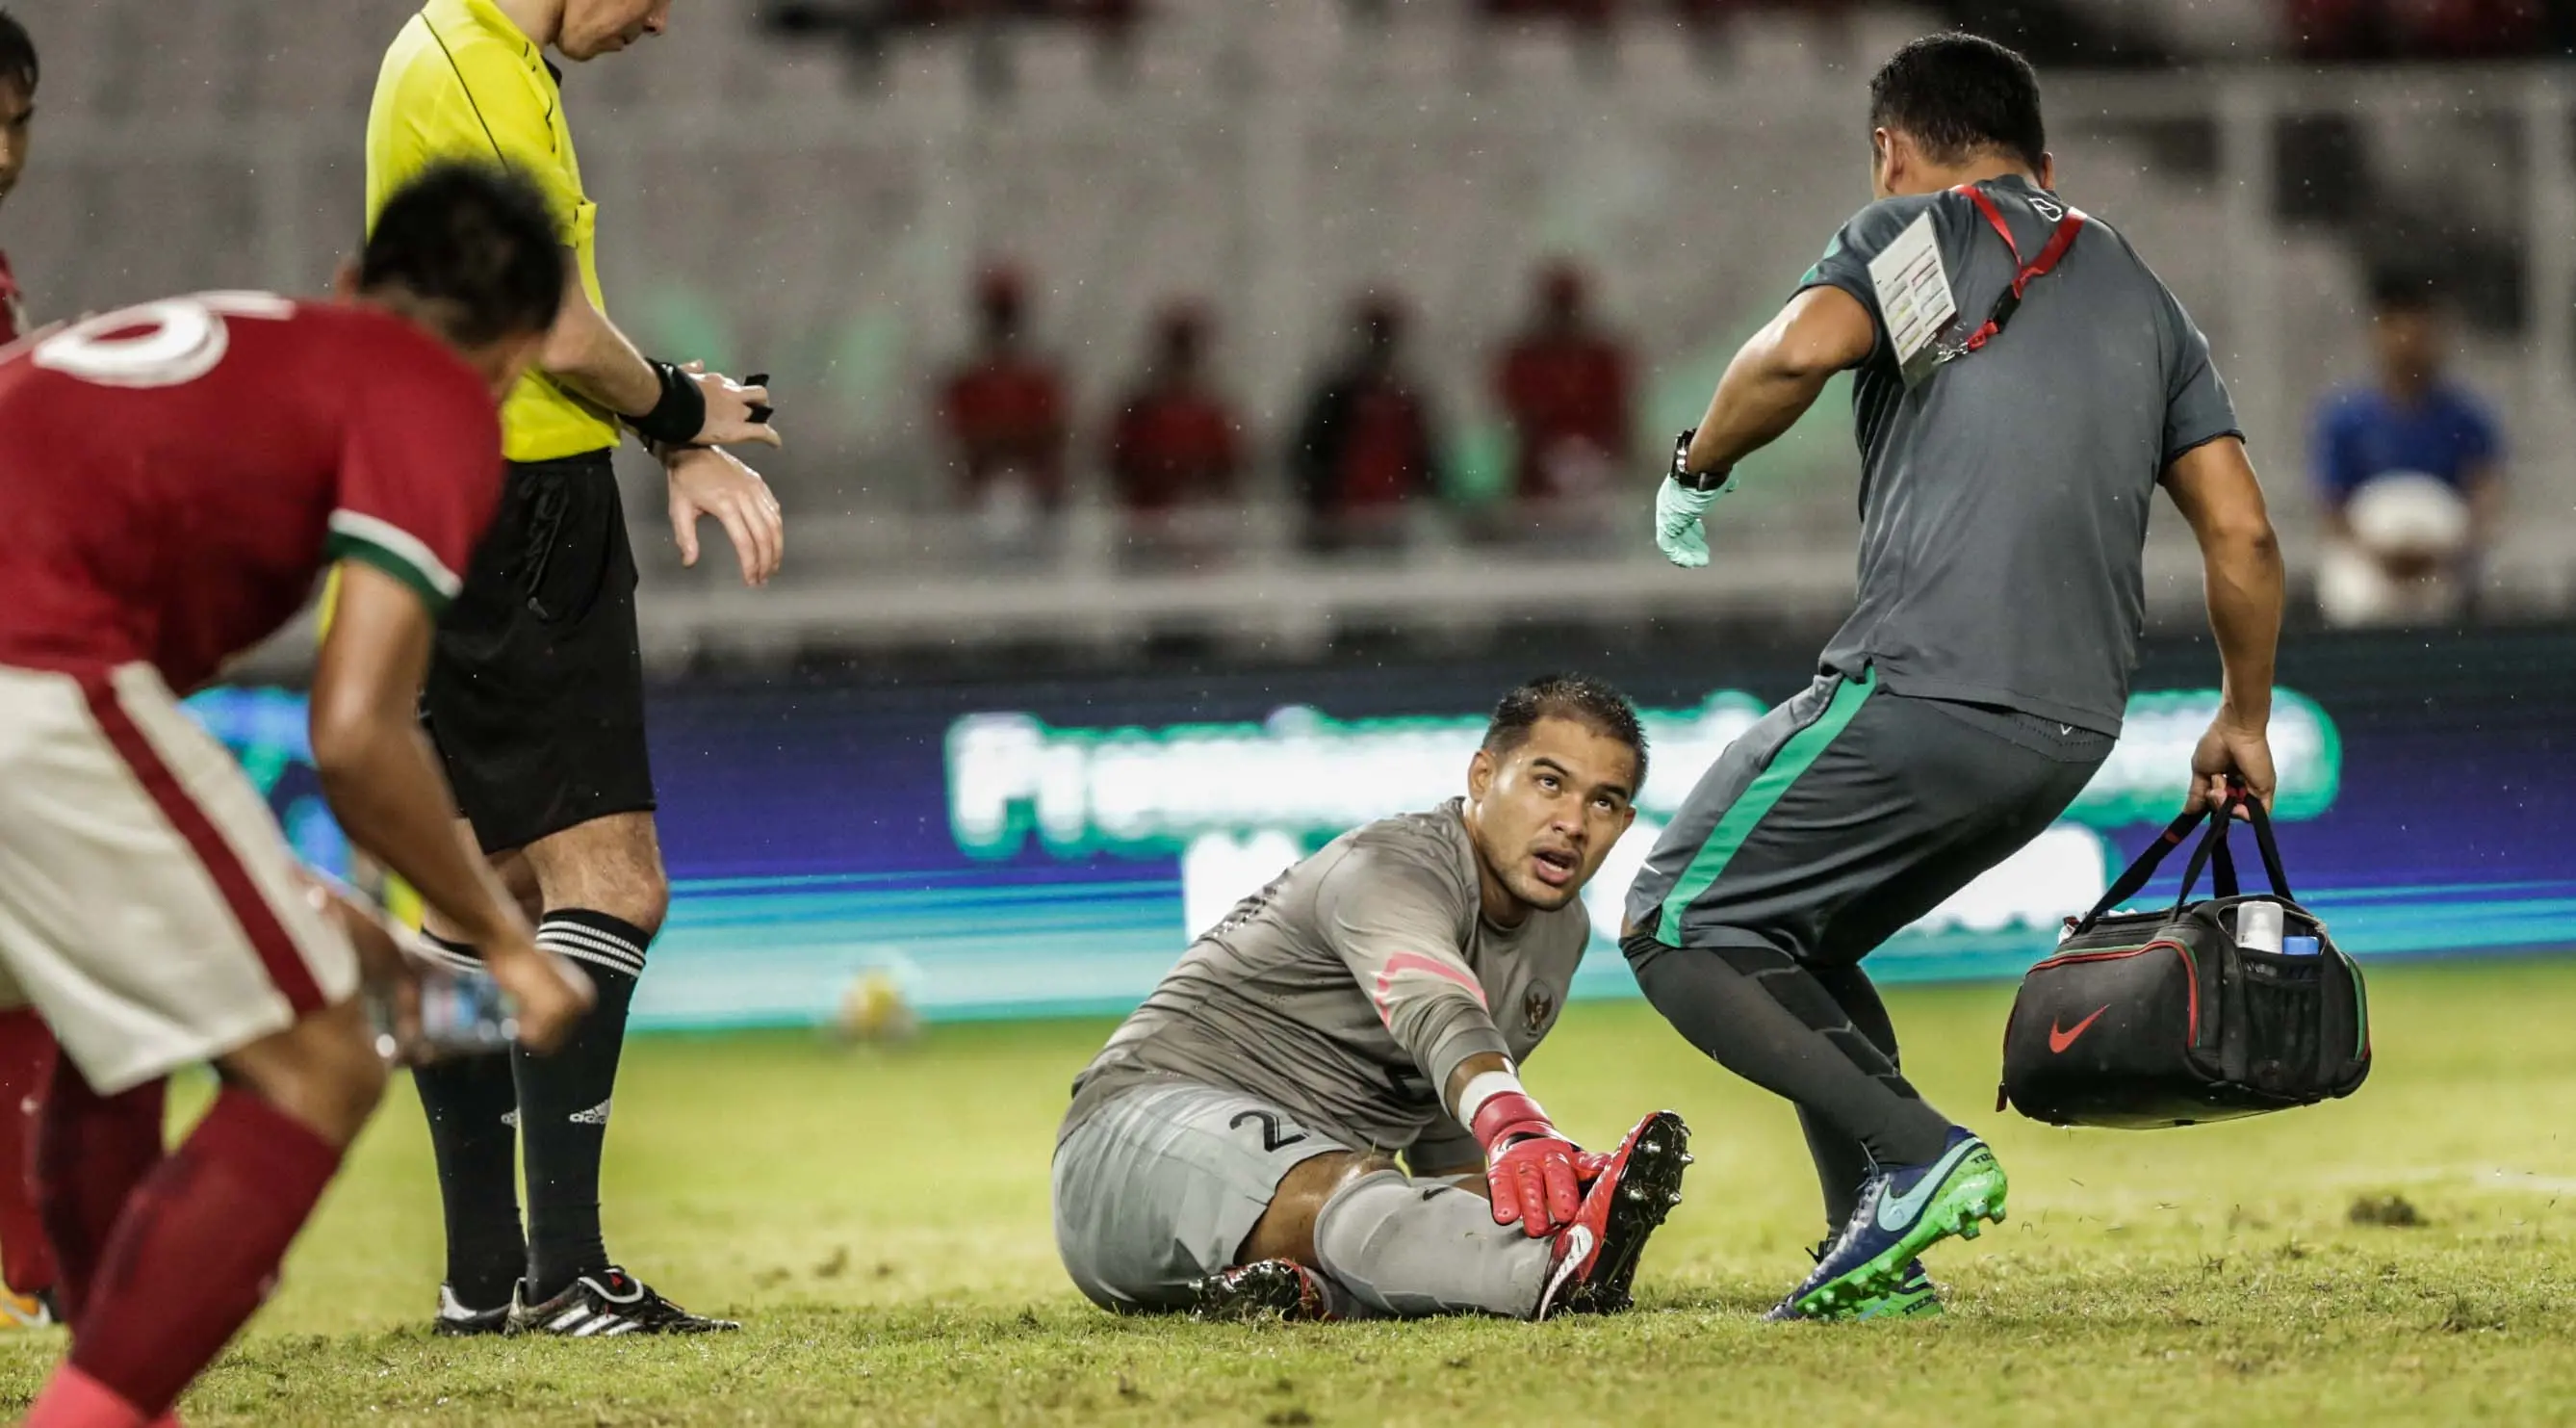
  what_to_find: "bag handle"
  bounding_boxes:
[2236,791,2296,903]
[2171,797,2242,907]
[2068,784,2294,936]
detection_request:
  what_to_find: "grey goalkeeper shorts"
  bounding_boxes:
[1052,1080,1349,1312]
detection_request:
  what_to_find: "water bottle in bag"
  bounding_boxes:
[2235,898,2284,954]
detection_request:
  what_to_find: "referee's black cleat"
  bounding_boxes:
[433,1283,512,1337]
[1190,1259,1339,1323]
[509,1269,739,1337]
[1535,1109,1693,1319]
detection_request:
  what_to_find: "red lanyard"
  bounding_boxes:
[1948,183,2087,356]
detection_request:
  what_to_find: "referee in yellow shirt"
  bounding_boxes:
[368,0,783,1337]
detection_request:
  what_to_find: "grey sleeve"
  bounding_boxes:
[1792,195,1936,365]
[1312,844,1511,1104]
[2157,281,2242,465]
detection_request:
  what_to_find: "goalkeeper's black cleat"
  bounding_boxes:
[1191,1259,1339,1322]
[509,1268,739,1337]
[432,1283,511,1337]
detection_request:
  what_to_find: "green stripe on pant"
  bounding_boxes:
[1657,666,1877,939]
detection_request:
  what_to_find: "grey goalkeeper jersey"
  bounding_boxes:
[1064,799,1590,1162]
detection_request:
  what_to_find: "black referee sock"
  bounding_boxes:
[516,908,648,1303]
[413,934,527,1312]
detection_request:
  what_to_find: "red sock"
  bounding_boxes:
[24,1364,146,1428]
[0,1008,61,1296]
[37,1062,166,1326]
[58,1088,341,1419]
[16,1366,186,1427]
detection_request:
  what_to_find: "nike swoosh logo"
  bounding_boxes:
[2048,1005,2110,1053]
[1874,1137,1982,1234]
[1539,1224,1596,1315]
[1559,1225,1594,1269]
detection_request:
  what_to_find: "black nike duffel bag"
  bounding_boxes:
[1998,792,2372,1129]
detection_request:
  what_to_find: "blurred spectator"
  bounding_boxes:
[1494,261,1635,508]
[1673,0,1855,33]
[2287,0,2543,60]
[1289,296,1446,546]
[2310,273,2503,627]
[939,266,1069,535]
[1479,0,1617,26]
[1106,303,1245,514]
[868,0,1136,26]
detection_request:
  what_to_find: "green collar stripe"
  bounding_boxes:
[1659,667,1875,933]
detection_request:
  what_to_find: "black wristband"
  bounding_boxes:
[1669,428,1732,492]
[631,359,707,448]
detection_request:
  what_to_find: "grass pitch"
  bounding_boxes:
[1,958,2572,1425]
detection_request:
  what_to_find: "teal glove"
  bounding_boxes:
[1654,428,1736,568]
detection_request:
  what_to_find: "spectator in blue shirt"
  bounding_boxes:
[2310,273,2503,625]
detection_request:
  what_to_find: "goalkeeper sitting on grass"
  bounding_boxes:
[1053,676,1691,1321]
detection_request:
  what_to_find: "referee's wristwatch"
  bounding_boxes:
[1668,428,1733,492]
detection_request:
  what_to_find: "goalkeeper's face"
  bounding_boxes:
[1464,717,1639,920]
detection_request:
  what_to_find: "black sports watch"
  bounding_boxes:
[1668,428,1733,492]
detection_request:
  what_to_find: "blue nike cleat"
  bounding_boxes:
[1851,1259,1944,1319]
[1776,1127,2004,1319]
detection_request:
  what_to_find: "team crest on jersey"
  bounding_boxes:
[1523,985,1556,1035]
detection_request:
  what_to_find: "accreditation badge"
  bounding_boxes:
[1868,210,1958,390]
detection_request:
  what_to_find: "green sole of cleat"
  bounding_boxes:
[1792,1152,2010,1317]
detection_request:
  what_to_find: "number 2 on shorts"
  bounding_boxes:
[1229,1109,1309,1154]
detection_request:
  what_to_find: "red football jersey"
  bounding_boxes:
[0,293,505,692]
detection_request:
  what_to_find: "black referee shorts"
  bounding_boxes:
[423,449,657,856]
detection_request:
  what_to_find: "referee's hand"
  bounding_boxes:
[665,444,786,586]
[678,360,782,449]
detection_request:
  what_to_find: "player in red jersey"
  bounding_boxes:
[2,163,594,1428]
[0,8,60,1332]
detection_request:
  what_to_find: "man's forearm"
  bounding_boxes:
[1684,348,1839,477]
[314,715,518,948]
[2203,529,2284,726]
[1680,289,1870,477]
[1443,1051,1512,1120]
[540,294,660,418]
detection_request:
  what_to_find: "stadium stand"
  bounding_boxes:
[14,0,2574,668]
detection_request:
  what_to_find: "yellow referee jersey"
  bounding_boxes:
[366,0,618,463]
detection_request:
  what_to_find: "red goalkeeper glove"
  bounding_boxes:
[1467,1074,1584,1237]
